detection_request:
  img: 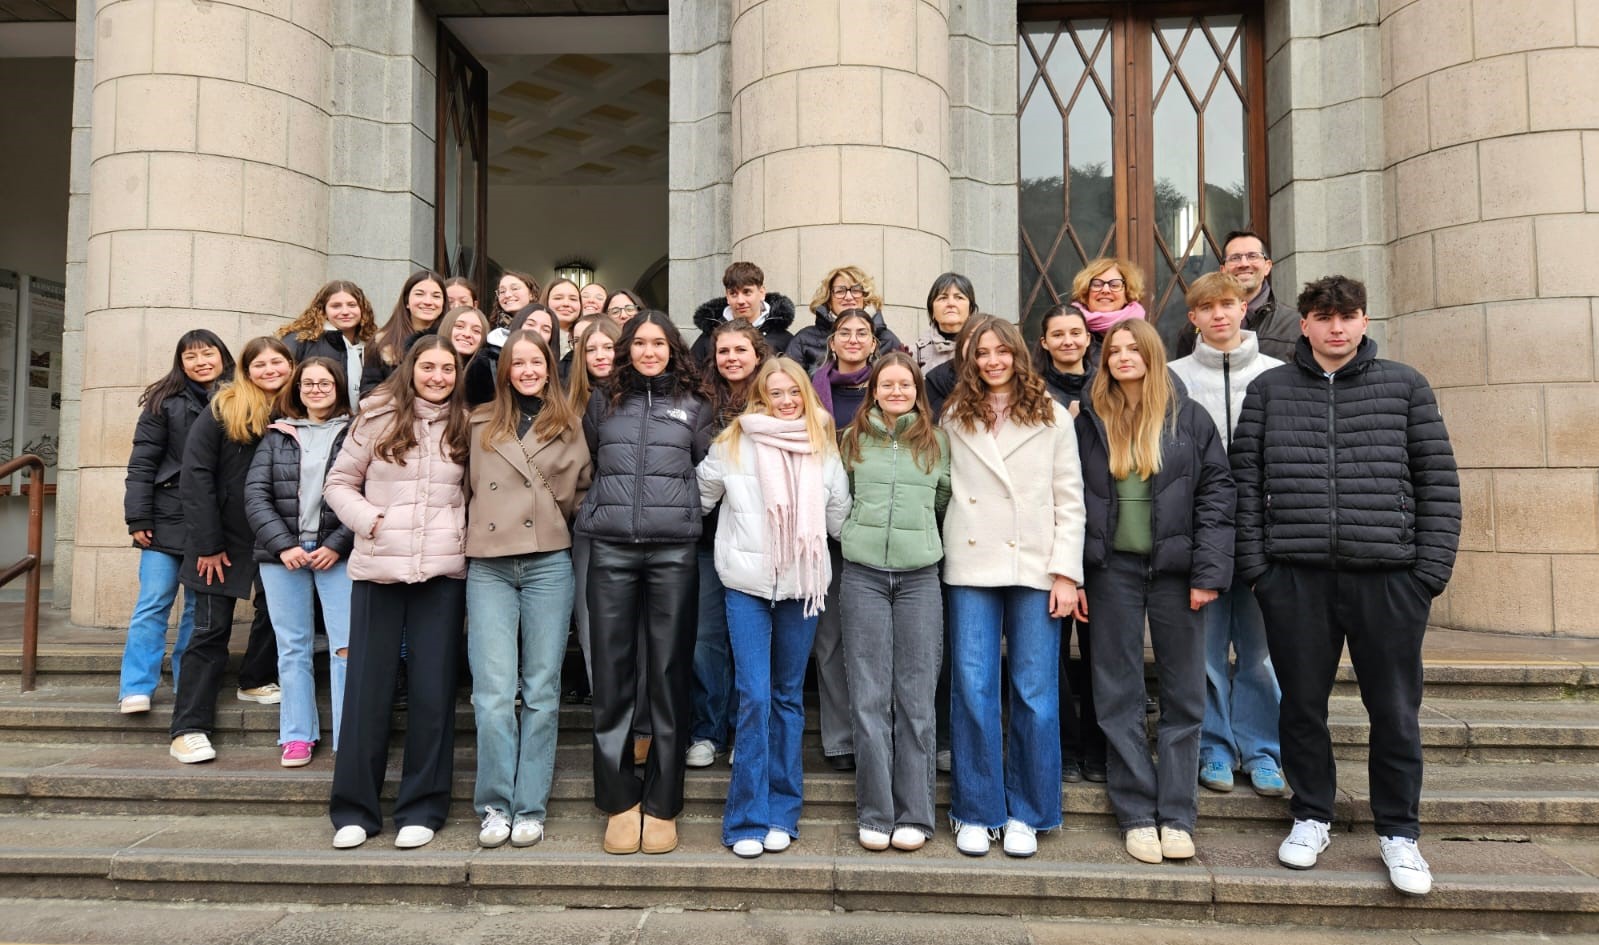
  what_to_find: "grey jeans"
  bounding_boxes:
[1086,551,1205,834]
[840,561,943,836]
[813,540,853,756]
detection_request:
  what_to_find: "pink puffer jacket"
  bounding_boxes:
[324,396,467,584]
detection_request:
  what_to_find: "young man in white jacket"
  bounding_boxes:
[1168,272,1287,797]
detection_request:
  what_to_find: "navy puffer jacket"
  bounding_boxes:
[243,421,355,563]
[576,374,715,544]
[1076,391,1236,590]
[1229,336,1461,593]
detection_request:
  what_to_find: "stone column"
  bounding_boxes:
[668,0,733,323]
[1382,0,1599,637]
[72,0,334,627]
[729,0,951,341]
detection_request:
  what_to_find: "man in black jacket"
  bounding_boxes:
[1230,275,1460,898]
[1175,230,1300,361]
[689,261,796,367]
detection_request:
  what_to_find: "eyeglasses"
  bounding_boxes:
[1224,251,1268,264]
[607,304,639,316]
[831,284,866,299]
[300,380,336,392]
[1089,278,1126,291]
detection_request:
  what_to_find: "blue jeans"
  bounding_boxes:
[467,551,574,821]
[947,585,1062,831]
[722,589,817,846]
[259,549,352,750]
[119,548,195,700]
[1200,575,1282,774]
[690,546,734,749]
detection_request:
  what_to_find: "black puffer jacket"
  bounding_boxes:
[787,306,905,374]
[178,408,264,599]
[1229,336,1461,593]
[124,383,211,557]
[690,292,798,367]
[243,421,355,563]
[1174,280,1300,363]
[576,375,715,544]
[1076,393,1236,589]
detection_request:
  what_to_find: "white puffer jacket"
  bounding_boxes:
[696,435,851,602]
[1168,329,1284,444]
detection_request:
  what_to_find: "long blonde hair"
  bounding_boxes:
[716,356,837,462]
[1089,318,1175,479]
[212,336,293,443]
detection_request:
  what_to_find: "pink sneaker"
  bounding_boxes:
[280,741,315,767]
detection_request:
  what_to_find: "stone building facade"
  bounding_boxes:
[33,0,1598,637]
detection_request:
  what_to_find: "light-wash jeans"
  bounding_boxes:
[118,548,195,700]
[258,547,352,750]
[841,562,942,837]
[1200,575,1282,774]
[467,551,574,821]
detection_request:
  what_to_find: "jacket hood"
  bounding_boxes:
[1189,329,1265,371]
[694,292,797,334]
[1293,334,1377,377]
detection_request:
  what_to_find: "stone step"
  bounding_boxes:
[2,740,1597,840]
[0,813,1594,932]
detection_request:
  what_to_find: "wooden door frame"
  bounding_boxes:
[435,22,490,295]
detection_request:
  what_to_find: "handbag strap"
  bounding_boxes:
[514,435,559,505]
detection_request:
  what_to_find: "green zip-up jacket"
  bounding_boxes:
[840,409,952,571]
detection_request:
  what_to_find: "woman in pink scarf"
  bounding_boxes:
[1070,257,1149,336]
[697,356,851,859]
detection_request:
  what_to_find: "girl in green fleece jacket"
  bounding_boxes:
[837,351,952,852]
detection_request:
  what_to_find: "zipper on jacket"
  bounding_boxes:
[1325,373,1339,566]
[883,431,900,564]
[631,385,651,542]
[1222,352,1233,446]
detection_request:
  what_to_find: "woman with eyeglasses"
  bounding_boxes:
[603,290,644,326]
[787,266,903,375]
[491,271,542,329]
[1069,258,1148,343]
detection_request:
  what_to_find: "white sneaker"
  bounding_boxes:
[732,838,764,858]
[1278,819,1331,870]
[763,829,791,852]
[1002,819,1037,858]
[478,808,510,848]
[119,695,151,714]
[858,827,890,851]
[1159,825,1195,859]
[395,825,435,848]
[169,732,216,764]
[1124,826,1162,864]
[511,817,544,848]
[954,823,991,857]
[935,750,952,773]
[685,739,716,768]
[1379,836,1433,896]
[890,826,926,851]
[332,825,368,849]
[236,684,282,704]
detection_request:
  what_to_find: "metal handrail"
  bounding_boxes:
[0,455,45,692]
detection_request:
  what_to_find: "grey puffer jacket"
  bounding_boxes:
[576,375,715,544]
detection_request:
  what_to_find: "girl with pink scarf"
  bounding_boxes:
[697,356,851,860]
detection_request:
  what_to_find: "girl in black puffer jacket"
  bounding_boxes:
[1073,318,1235,867]
[576,311,714,856]
[244,356,354,768]
[117,330,234,716]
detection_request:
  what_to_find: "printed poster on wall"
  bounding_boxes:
[22,276,63,485]
[0,270,17,470]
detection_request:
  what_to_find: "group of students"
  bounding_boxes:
[116,238,1461,898]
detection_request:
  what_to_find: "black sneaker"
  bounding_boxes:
[1083,760,1108,783]
[1062,759,1084,783]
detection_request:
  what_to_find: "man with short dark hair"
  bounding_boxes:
[1176,230,1299,361]
[690,261,796,366]
[1230,274,1460,897]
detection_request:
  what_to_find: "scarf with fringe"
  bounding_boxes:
[738,412,829,616]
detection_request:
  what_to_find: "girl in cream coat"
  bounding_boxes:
[940,315,1086,860]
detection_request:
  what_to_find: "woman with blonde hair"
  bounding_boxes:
[940,315,1084,859]
[1070,257,1148,338]
[787,265,903,373]
[1075,316,1234,864]
[279,280,376,407]
[697,355,850,858]
[168,336,295,764]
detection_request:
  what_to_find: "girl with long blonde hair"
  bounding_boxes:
[697,356,850,859]
[1075,316,1235,865]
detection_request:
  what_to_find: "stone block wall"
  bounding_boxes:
[948,0,1016,321]
[668,0,732,325]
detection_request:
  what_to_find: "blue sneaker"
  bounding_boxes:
[1250,766,1288,797]
[1199,760,1234,793]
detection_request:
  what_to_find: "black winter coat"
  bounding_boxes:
[786,306,904,375]
[1229,336,1461,593]
[123,384,211,557]
[690,292,797,367]
[360,326,439,399]
[926,360,956,420]
[1042,358,1096,414]
[243,422,355,563]
[1076,394,1236,590]
[178,409,264,599]
[576,375,715,544]
[1174,280,1300,363]
[283,329,349,365]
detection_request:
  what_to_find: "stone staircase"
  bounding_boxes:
[1,608,1598,934]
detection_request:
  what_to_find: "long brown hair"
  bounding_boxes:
[366,334,470,465]
[705,318,773,425]
[1089,318,1175,479]
[478,330,578,448]
[213,336,294,443]
[839,351,942,473]
[567,316,621,412]
[372,270,445,368]
[280,280,377,344]
[274,356,353,421]
[940,315,1056,432]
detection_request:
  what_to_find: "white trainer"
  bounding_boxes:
[1379,836,1433,896]
[1124,826,1162,864]
[332,825,368,849]
[763,829,791,852]
[235,684,282,705]
[511,817,544,848]
[395,825,435,849]
[169,732,216,764]
[858,828,890,851]
[478,808,510,848]
[1278,819,1331,870]
[954,823,991,857]
[1002,819,1037,858]
[119,695,151,715]
[890,826,926,851]
[732,838,764,859]
[684,739,716,768]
